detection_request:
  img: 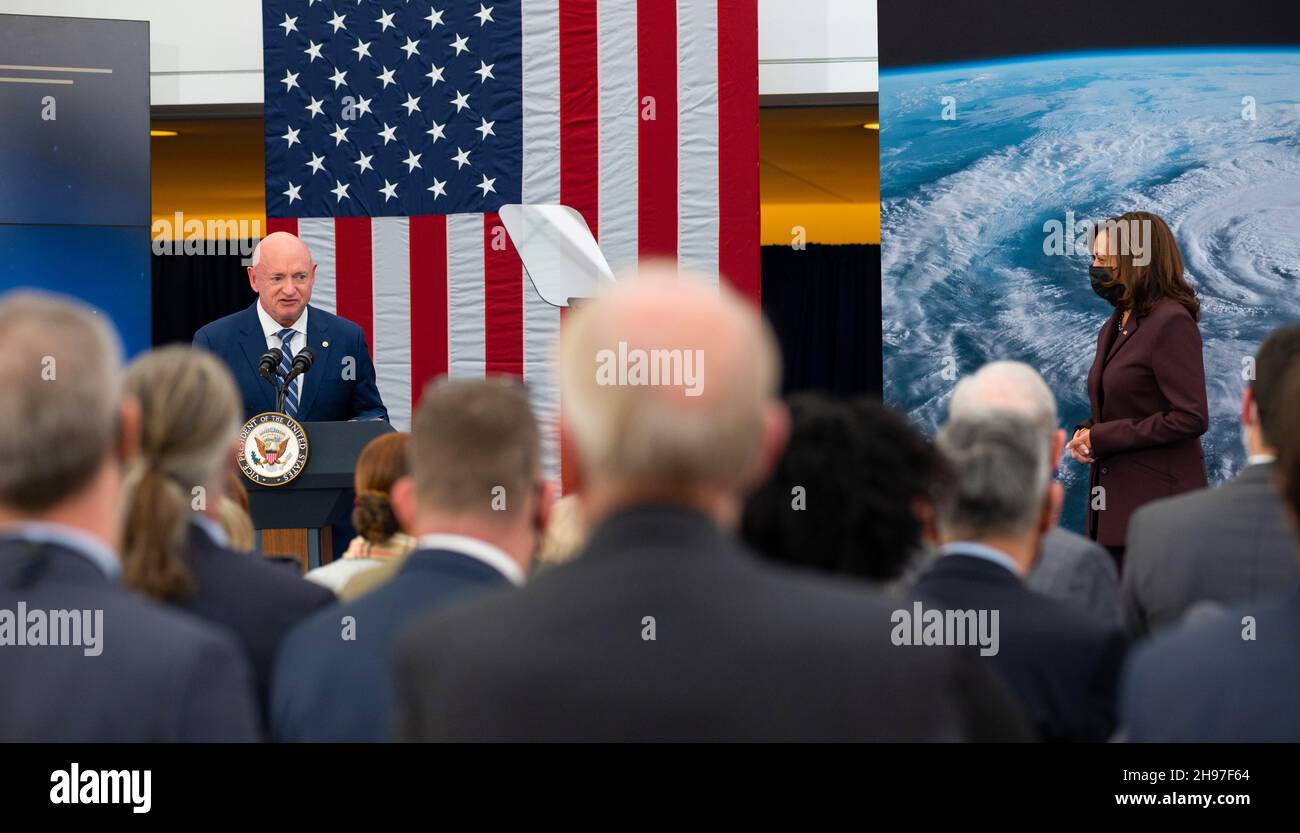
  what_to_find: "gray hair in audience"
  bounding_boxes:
[949,360,1058,442]
[934,412,1051,540]
[0,291,123,511]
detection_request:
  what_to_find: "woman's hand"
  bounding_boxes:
[1068,428,1095,464]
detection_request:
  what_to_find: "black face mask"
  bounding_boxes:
[1089,265,1125,307]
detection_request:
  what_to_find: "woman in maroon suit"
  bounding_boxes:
[1067,211,1209,569]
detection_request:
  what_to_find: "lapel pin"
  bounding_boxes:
[322,340,329,348]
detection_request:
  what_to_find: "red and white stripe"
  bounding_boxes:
[268,0,759,489]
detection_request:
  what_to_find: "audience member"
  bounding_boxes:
[0,292,258,741]
[910,412,1128,741]
[1122,324,1300,635]
[742,394,945,583]
[948,361,1122,625]
[1120,362,1300,741]
[305,432,416,594]
[120,346,334,728]
[394,271,1030,742]
[270,377,551,741]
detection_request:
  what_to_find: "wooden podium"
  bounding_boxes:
[245,420,394,572]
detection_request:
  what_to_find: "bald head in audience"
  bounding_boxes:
[559,269,788,528]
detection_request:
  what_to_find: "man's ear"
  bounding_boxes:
[1051,428,1066,468]
[746,400,791,491]
[911,497,939,547]
[390,475,416,534]
[1041,481,1064,536]
[117,395,141,465]
[1242,387,1257,428]
[247,265,258,294]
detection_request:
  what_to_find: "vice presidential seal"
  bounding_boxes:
[238,412,309,486]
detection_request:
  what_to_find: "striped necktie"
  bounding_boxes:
[277,327,299,418]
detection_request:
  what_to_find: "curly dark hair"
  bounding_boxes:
[741,394,947,581]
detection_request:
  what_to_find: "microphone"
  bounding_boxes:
[258,350,282,381]
[285,346,315,384]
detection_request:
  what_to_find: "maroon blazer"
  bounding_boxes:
[1081,298,1209,547]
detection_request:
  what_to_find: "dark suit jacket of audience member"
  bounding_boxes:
[270,546,512,742]
[0,538,259,742]
[1029,527,1122,626]
[176,522,334,727]
[1122,461,1299,636]
[395,505,1033,742]
[912,550,1128,742]
[1121,586,1300,741]
[1081,298,1209,547]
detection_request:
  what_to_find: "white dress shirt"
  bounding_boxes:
[256,301,308,404]
[415,533,525,586]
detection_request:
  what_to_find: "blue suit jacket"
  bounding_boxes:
[0,538,260,742]
[174,523,334,730]
[269,548,512,742]
[1121,586,1300,741]
[194,302,388,422]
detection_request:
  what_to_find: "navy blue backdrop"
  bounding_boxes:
[0,14,151,355]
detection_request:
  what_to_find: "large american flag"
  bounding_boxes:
[262,0,760,483]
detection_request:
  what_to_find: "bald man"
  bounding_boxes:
[194,231,387,422]
[394,271,1030,741]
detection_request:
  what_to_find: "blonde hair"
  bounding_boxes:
[120,346,242,600]
[538,495,586,568]
[216,496,255,553]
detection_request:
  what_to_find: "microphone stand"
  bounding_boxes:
[277,362,309,416]
[260,361,289,416]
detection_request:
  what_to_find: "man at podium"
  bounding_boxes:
[194,231,388,423]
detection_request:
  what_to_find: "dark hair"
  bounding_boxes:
[741,394,947,581]
[1094,211,1200,321]
[351,432,410,542]
[1275,363,1300,522]
[1252,323,1300,449]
